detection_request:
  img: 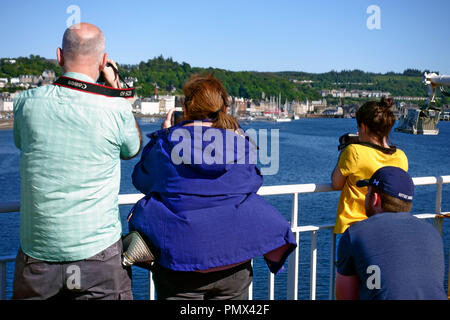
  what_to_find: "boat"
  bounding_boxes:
[395,108,440,135]
[395,72,450,135]
[268,93,291,122]
[275,117,292,122]
[140,117,157,123]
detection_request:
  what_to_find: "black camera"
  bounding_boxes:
[171,108,184,126]
[97,62,132,89]
[97,62,114,83]
[338,133,360,151]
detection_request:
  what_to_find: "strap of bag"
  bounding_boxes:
[340,140,397,154]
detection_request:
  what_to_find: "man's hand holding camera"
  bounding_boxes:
[102,59,121,89]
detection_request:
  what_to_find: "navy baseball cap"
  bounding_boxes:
[356,166,414,202]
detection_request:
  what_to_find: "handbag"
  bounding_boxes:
[121,231,159,270]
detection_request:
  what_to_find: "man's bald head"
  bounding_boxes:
[62,23,105,64]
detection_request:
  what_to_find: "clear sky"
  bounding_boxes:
[1,0,449,74]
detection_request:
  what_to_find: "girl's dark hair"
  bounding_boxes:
[182,73,239,131]
[356,97,395,144]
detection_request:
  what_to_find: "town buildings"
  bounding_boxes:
[320,88,391,99]
[1,69,57,90]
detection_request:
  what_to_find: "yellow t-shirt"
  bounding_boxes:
[334,144,408,234]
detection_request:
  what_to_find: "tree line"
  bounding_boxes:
[0,55,437,101]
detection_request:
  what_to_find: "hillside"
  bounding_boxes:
[0,55,60,78]
[2,55,445,106]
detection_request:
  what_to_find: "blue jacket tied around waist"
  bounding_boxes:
[129,121,297,273]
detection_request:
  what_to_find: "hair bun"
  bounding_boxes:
[379,97,394,109]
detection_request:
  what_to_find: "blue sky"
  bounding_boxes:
[1,0,450,74]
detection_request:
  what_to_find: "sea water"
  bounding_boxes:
[0,118,449,299]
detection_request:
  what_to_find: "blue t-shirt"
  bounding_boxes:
[337,212,446,300]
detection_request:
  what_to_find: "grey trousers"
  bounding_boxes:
[151,261,253,300]
[12,240,133,300]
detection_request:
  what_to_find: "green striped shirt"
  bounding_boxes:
[13,72,141,262]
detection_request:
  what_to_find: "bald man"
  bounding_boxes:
[12,23,141,300]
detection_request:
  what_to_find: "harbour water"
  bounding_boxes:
[0,118,449,299]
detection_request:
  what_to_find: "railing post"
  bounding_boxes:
[328,231,336,300]
[433,176,444,235]
[448,251,450,300]
[268,272,275,300]
[0,261,6,300]
[310,230,318,300]
[248,260,253,300]
[437,177,450,300]
[148,270,155,300]
[287,193,299,300]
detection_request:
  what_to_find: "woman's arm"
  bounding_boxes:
[331,163,346,190]
[331,145,357,190]
[132,109,178,194]
[131,132,159,194]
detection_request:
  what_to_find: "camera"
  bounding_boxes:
[171,107,184,126]
[338,133,360,151]
[97,62,114,83]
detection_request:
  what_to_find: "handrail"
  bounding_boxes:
[2,175,449,213]
[1,175,449,300]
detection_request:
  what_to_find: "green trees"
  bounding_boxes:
[0,55,60,78]
[117,56,322,101]
[0,55,435,102]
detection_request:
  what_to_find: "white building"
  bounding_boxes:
[42,70,56,79]
[159,95,175,113]
[292,100,314,115]
[19,75,41,84]
[141,101,160,115]
[0,98,13,112]
[296,102,310,114]
[0,78,7,88]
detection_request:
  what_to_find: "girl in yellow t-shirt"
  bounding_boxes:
[331,97,408,234]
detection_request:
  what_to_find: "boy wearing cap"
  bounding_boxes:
[335,166,446,300]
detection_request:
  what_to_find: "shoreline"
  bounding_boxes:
[0,115,353,131]
[0,120,13,130]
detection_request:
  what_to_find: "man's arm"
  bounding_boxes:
[335,231,360,300]
[102,59,121,89]
[120,119,142,160]
[335,272,360,300]
[102,59,142,160]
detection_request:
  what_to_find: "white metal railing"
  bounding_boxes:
[0,175,449,300]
